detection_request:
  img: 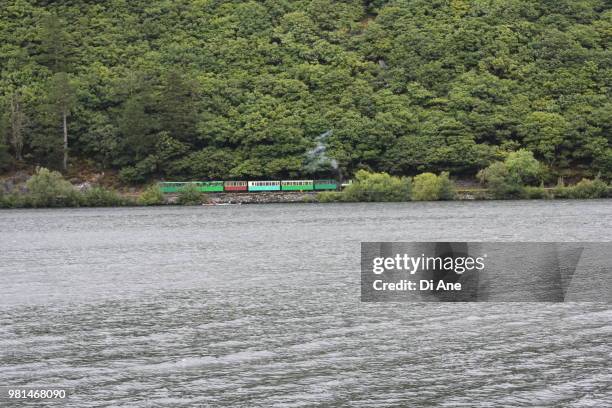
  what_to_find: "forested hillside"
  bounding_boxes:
[1,0,610,183]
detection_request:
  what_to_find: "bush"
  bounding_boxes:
[478,160,524,199]
[437,172,456,200]
[177,183,204,205]
[25,167,80,207]
[551,178,570,198]
[523,186,552,199]
[342,170,411,202]
[80,187,128,207]
[138,184,164,205]
[412,172,456,201]
[568,178,609,199]
[301,194,318,203]
[317,191,344,203]
[552,186,572,199]
[0,193,25,208]
[552,178,609,199]
[411,173,438,201]
[477,150,546,199]
[504,149,544,185]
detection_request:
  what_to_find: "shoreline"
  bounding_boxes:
[1,169,610,208]
[2,191,611,209]
[167,190,492,204]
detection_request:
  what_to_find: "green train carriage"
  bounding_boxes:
[159,179,338,193]
[281,180,314,191]
[313,179,337,190]
[158,181,224,193]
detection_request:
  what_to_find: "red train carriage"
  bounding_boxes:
[224,181,248,192]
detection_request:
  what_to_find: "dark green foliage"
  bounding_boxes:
[117,94,158,163]
[341,170,411,202]
[38,14,73,73]
[177,183,205,206]
[118,166,147,185]
[170,148,237,180]
[0,143,12,171]
[0,2,610,181]
[118,157,157,184]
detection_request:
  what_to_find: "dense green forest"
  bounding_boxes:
[0,0,610,183]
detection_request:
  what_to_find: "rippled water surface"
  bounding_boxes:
[1,201,611,407]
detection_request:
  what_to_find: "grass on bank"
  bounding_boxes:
[0,168,134,208]
[318,170,455,202]
[0,167,214,208]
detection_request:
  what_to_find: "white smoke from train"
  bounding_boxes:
[305,130,338,173]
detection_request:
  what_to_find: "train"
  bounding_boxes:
[158,179,338,193]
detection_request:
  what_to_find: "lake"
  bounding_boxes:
[1,200,611,407]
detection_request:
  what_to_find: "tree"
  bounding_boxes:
[25,167,79,207]
[504,149,544,185]
[6,89,26,161]
[520,112,568,166]
[0,143,11,172]
[47,73,76,170]
[38,14,72,73]
[158,71,198,145]
[412,172,456,201]
[118,94,157,163]
[0,1,609,181]
[478,150,545,198]
[342,170,412,202]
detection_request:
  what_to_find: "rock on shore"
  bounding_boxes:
[165,191,319,205]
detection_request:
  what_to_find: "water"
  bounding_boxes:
[1,201,611,407]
